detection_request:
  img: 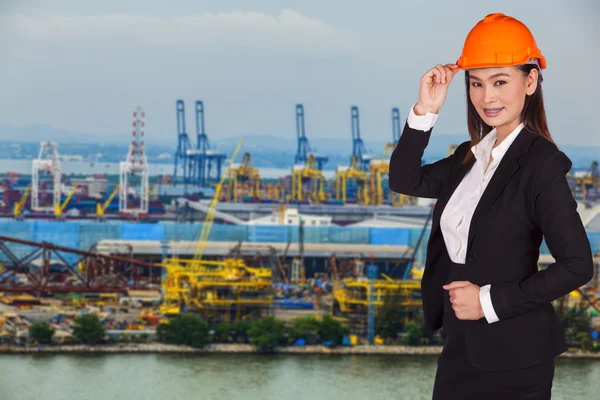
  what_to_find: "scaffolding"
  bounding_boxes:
[31,141,61,213]
[331,275,422,336]
[335,155,369,205]
[223,152,261,202]
[119,105,149,215]
[160,140,275,322]
[290,154,327,204]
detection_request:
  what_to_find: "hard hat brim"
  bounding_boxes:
[455,56,546,71]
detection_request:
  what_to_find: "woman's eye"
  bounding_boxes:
[495,80,507,86]
[471,82,481,87]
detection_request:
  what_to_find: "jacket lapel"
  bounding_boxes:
[431,155,475,238]
[465,128,537,253]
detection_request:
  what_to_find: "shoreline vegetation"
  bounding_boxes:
[1,343,600,359]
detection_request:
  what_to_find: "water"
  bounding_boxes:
[0,159,337,179]
[0,354,598,400]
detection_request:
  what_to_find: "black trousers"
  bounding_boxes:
[432,260,555,400]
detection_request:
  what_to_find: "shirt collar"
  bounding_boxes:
[471,122,525,162]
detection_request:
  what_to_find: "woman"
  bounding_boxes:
[389,13,593,399]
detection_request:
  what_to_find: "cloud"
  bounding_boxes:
[0,10,359,56]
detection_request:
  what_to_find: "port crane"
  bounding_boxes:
[13,184,30,219]
[294,104,328,171]
[96,185,119,219]
[160,140,274,321]
[119,105,149,215]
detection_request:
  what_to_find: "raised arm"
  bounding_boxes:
[388,63,460,199]
[388,110,459,198]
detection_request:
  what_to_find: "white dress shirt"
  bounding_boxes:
[407,105,525,324]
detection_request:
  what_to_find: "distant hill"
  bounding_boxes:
[0,123,123,144]
[0,124,597,170]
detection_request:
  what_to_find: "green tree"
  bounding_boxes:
[156,314,211,348]
[291,315,321,344]
[376,304,406,341]
[230,319,252,343]
[248,316,288,352]
[214,322,234,343]
[557,304,592,343]
[29,322,55,345]
[213,320,252,344]
[317,314,348,347]
[404,320,433,345]
[71,314,106,345]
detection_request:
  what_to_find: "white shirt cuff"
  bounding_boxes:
[407,104,439,131]
[480,284,500,324]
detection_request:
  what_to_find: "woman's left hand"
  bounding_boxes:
[442,281,485,320]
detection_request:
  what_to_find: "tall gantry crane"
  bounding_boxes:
[369,107,403,205]
[294,104,328,171]
[119,105,149,215]
[31,141,61,213]
[173,99,193,187]
[188,101,226,186]
[349,106,374,172]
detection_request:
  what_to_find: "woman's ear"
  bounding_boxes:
[526,68,538,96]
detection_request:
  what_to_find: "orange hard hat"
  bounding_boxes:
[455,13,546,70]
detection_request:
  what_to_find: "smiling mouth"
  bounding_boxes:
[483,107,504,117]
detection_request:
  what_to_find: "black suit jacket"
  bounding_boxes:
[389,123,594,371]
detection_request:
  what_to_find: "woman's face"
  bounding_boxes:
[468,66,538,134]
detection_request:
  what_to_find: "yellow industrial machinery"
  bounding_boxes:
[332,274,422,315]
[369,143,415,206]
[160,141,274,322]
[570,161,599,202]
[13,184,31,218]
[223,152,261,202]
[96,185,119,218]
[54,185,78,217]
[335,155,369,205]
[290,154,326,204]
[262,183,286,202]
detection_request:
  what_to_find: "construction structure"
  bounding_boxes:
[349,106,375,172]
[13,184,30,219]
[290,154,327,204]
[119,105,149,215]
[161,140,275,322]
[173,99,193,187]
[0,235,156,294]
[173,99,226,189]
[188,100,227,186]
[31,141,61,213]
[294,104,328,171]
[222,152,261,203]
[330,257,422,336]
[336,155,369,205]
[570,161,600,203]
[96,185,119,219]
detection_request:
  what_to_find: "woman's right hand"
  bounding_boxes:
[414,64,459,115]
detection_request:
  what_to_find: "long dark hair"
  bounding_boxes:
[461,64,556,165]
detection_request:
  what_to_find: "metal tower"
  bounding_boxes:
[119,105,149,215]
[190,100,226,186]
[294,104,328,170]
[31,141,61,212]
[173,99,192,187]
[350,106,372,171]
[392,107,401,143]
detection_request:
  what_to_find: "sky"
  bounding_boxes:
[0,0,598,147]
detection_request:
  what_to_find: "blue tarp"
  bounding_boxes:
[0,220,597,266]
[369,228,410,245]
[120,223,165,241]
